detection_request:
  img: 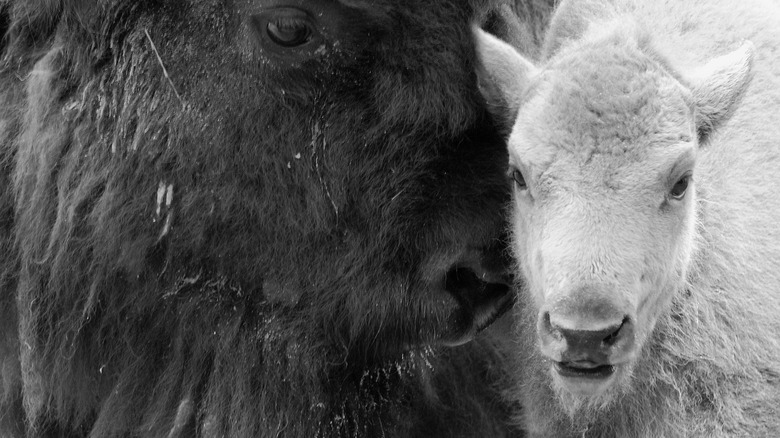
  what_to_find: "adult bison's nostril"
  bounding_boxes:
[437,251,513,347]
[446,266,512,320]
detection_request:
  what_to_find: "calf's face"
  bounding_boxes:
[475,27,753,407]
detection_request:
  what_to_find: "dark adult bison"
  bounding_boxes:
[0,0,553,436]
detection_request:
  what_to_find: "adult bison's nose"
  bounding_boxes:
[538,292,635,365]
[433,247,514,347]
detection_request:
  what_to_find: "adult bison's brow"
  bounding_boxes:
[336,0,391,15]
[336,0,375,7]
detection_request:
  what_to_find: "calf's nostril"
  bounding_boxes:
[602,317,630,346]
[555,321,626,350]
[538,311,636,361]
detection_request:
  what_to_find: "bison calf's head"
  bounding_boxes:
[475,23,753,408]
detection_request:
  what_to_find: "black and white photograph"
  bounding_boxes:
[0,0,778,436]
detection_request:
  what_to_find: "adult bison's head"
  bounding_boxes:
[4,0,519,431]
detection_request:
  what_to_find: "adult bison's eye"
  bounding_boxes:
[267,15,313,48]
[670,175,691,199]
[250,8,323,56]
[510,168,527,190]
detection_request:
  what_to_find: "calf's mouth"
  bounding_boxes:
[555,361,615,379]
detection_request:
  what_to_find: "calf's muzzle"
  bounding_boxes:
[538,291,636,366]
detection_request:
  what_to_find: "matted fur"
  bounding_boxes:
[477,0,780,436]
[0,1,555,437]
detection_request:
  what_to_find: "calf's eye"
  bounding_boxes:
[670,175,690,199]
[511,169,527,190]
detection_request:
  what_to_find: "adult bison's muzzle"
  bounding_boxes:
[420,245,514,348]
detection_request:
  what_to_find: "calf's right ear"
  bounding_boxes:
[473,26,538,131]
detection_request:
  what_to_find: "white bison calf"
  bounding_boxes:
[475,0,780,436]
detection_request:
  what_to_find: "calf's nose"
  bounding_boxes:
[538,296,636,364]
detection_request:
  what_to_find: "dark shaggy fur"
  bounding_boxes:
[0,0,553,436]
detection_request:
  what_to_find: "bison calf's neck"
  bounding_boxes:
[476,0,780,436]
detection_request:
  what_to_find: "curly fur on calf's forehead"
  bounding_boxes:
[526,27,695,163]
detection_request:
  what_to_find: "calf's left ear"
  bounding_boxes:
[472,26,538,132]
[690,41,755,143]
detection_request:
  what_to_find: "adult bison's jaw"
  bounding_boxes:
[436,249,514,347]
